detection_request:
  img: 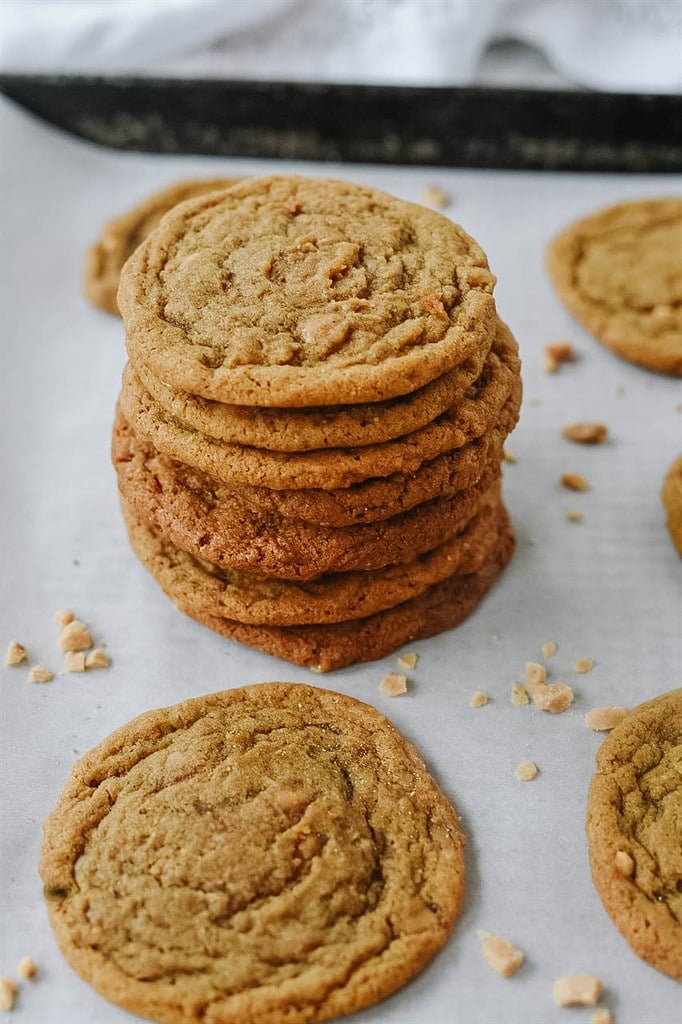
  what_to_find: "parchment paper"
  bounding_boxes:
[1,96,680,1024]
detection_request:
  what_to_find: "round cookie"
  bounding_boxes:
[547,197,682,376]
[119,174,498,407]
[40,682,466,1022]
[144,526,515,671]
[132,341,490,451]
[661,453,682,558]
[223,424,510,527]
[121,494,506,625]
[113,410,501,581]
[586,688,682,981]
[119,318,520,491]
[84,177,241,316]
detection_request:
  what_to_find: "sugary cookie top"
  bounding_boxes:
[120,176,497,406]
[41,683,464,1022]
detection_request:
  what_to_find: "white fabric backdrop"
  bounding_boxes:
[1,0,680,92]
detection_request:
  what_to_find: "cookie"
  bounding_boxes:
[662,454,682,558]
[547,198,682,376]
[114,410,501,580]
[148,525,514,670]
[118,318,520,491]
[119,174,498,407]
[222,425,509,527]
[132,341,490,451]
[586,688,682,981]
[121,494,506,625]
[84,178,241,315]
[41,682,466,1022]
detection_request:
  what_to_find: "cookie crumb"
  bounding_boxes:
[585,706,629,731]
[591,1011,612,1024]
[544,341,574,373]
[379,673,407,697]
[561,472,589,492]
[64,651,86,673]
[510,683,530,706]
[397,653,418,670]
[477,931,524,977]
[85,649,109,670]
[614,850,635,877]
[532,682,574,714]
[541,641,558,658]
[29,666,53,684]
[17,957,36,980]
[514,761,538,781]
[5,641,27,666]
[562,422,608,444]
[57,620,92,652]
[421,184,450,209]
[552,974,603,1007]
[0,978,17,1012]
[573,658,594,674]
[470,690,488,708]
[502,449,517,464]
[567,509,583,523]
[525,662,547,688]
[53,608,74,628]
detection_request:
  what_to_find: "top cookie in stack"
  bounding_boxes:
[115,175,521,670]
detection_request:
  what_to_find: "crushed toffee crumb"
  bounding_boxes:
[532,683,574,714]
[541,641,558,658]
[470,690,488,708]
[477,931,524,977]
[29,666,53,684]
[0,979,17,1012]
[567,509,583,523]
[5,641,27,666]
[585,706,629,731]
[17,957,36,980]
[85,649,109,670]
[553,974,603,1007]
[562,422,608,444]
[510,683,530,706]
[561,473,589,491]
[614,850,634,877]
[573,658,594,674]
[397,653,418,671]
[57,620,92,652]
[379,673,407,697]
[420,184,451,209]
[514,761,538,781]
[64,651,86,673]
[53,608,74,629]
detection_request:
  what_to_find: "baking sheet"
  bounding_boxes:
[0,96,680,1024]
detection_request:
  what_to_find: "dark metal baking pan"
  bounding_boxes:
[1,74,680,172]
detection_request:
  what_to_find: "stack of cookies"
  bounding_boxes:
[113,175,521,671]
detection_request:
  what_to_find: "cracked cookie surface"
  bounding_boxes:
[41,682,465,1023]
[586,688,682,980]
[119,175,498,406]
[84,178,241,316]
[547,197,682,376]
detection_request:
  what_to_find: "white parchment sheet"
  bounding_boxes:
[1,97,680,1024]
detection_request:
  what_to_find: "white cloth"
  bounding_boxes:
[1,0,680,93]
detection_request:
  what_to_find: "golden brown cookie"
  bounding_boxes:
[126,516,514,670]
[120,175,498,406]
[132,341,490,451]
[41,682,466,1022]
[222,424,509,527]
[113,409,501,581]
[120,494,506,625]
[84,177,241,315]
[547,198,682,376]
[118,318,520,491]
[662,454,682,558]
[586,688,682,981]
